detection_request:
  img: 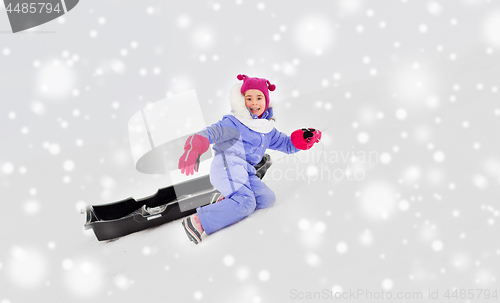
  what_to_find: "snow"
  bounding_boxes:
[381,278,394,290]
[304,252,321,267]
[2,163,14,175]
[482,11,500,48]
[359,181,397,220]
[419,24,429,33]
[432,240,444,252]
[359,229,374,246]
[177,15,192,29]
[472,174,489,189]
[395,108,408,120]
[1,0,500,302]
[36,61,77,100]
[336,242,348,254]
[426,2,443,15]
[258,270,270,282]
[63,160,75,171]
[223,255,235,267]
[23,200,41,214]
[399,200,410,212]
[433,150,445,162]
[30,101,47,116]
[357,132,369,144]
[294,15,334,55]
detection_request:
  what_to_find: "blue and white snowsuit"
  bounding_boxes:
[195,112,299,235]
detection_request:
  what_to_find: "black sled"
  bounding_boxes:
[83,154,273,241]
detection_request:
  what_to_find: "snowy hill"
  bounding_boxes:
[1,1,500,302]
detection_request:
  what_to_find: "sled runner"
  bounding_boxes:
[83,154,273,241]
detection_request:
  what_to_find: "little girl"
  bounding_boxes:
[178,74,321,244]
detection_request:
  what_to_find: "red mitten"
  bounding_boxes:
[291,128,322,150]
[178,134,210,176]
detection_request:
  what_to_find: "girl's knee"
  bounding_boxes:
[231,193,257,218]
[256,190,276,209]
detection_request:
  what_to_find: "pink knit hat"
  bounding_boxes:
[237,74,276,110]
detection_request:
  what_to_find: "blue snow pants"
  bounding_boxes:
[196,153,276,235]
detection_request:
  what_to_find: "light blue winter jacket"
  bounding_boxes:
[198,114,299,167]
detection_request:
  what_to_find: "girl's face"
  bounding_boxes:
[244,89,266,117]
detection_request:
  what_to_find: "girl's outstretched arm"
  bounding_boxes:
[196,117,241,145]
[268,129,301,154]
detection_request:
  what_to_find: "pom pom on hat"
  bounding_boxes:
[267,80,276,91]
[237,74,276,110]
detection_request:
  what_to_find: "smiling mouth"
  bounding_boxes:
[250,107,260,111]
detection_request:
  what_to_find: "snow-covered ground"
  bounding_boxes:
[1,1,500,302]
